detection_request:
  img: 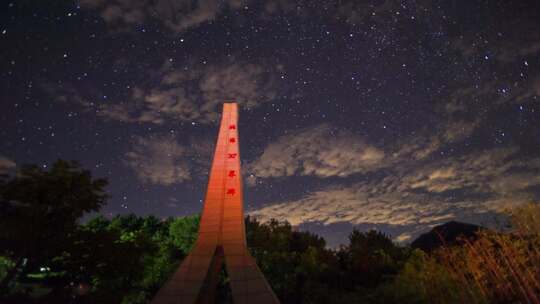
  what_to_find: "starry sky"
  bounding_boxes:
[1,0,539,246]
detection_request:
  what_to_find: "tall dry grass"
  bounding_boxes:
[434,203,540,304]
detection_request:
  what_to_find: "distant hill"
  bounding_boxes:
[411,221,482,252]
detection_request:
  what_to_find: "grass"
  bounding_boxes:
[433,203,540,303]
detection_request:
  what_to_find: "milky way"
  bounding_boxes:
[1,1,539,246]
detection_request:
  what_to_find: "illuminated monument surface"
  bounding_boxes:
[152,103,279,304]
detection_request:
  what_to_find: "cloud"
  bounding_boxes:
[387,118,480,164]
[248,116,481,181]
[404,147,540,197]
[125,135,191,185]
[80,0,350,32]
[533,77,540,96]
[42,60,277,125]
[335,1,397,24]
[167,197,181,208]
[442,79,539,122]
[450,33,540,63]
[198,63,277,110]
[0,156,16,174]
[248,124,385,179]
[249,146,540,241]
[390,133,441,162]
[80,0,244,33]
[80,0,442,35]
[248,183,480,243]
[495,42,540,63]
[441,119,480,143]
[125,134,213,185]
[263,0,296,15]
[121,60,277,124]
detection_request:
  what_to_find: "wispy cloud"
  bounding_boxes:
[80,0,443,35]
[249,145,540,241]
[124,134,212,185]
[42,59,277,125]
[247,124,385,179]
[403,147,540,198]
[124,135,191,185]
[442,79,539,122]
[248,117,480,181]
[248,183,481,244]
[120,60,277,124]
[451,33,540,64]
[0,156,16,174]
[80,0,245,33]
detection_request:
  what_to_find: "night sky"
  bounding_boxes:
[1,0,539,246]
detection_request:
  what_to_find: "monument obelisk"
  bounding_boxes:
[152,102,279,304]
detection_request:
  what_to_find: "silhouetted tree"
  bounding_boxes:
[338,229,405,289]
[0,160,107,293]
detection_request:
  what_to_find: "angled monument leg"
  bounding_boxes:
[196,246,225,304]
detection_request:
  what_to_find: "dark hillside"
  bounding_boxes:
[410,221,482,252]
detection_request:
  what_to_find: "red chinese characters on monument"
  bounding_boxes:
[151,102,279,304]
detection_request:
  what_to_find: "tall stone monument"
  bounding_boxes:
[152,103,279,304]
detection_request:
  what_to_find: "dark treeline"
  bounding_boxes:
[1,161,539,303]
